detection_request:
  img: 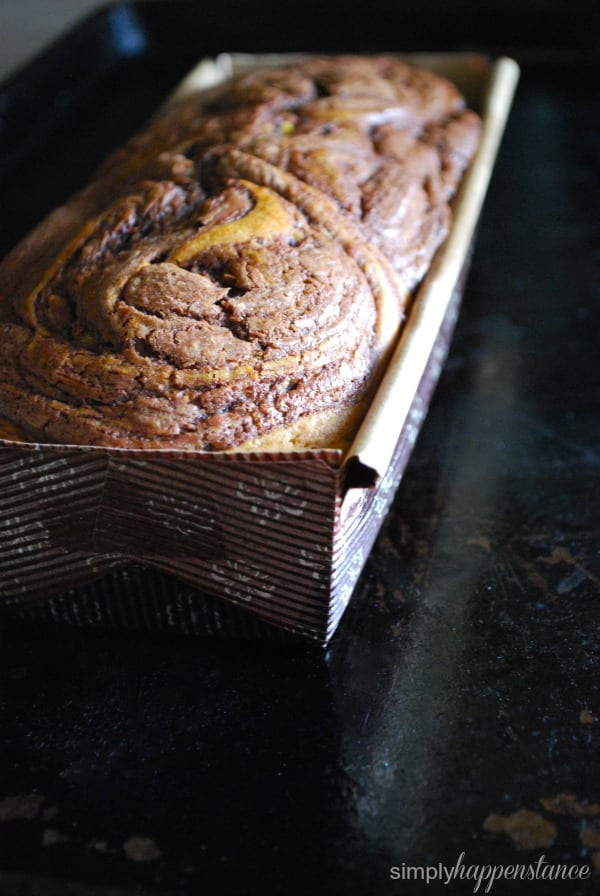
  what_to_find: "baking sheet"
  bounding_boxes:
[0,3,597,891]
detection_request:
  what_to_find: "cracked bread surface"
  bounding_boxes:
[0,56,481,451]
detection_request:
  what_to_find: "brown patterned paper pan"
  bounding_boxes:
[0,277,463,644]
[0,54,519,643]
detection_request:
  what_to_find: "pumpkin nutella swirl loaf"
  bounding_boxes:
[0,56,481,451]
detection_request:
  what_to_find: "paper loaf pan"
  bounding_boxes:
[0,53,519,643]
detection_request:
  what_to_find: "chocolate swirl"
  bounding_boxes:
[0,56,481,450]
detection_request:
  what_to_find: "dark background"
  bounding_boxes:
[0,2,599,894]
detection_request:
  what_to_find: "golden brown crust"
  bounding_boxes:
[0,56,481,451]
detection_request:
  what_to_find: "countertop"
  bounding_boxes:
[0,0,104,83]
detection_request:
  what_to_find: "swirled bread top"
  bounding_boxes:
[0,56,480,450]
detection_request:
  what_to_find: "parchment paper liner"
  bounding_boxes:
[0,54,519,642]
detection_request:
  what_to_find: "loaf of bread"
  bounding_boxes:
[0,56,481,451]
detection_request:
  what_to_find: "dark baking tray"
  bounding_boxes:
[0,0,596,255]
[0,3,599,895]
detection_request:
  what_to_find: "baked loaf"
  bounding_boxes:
[0,56,481,451]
